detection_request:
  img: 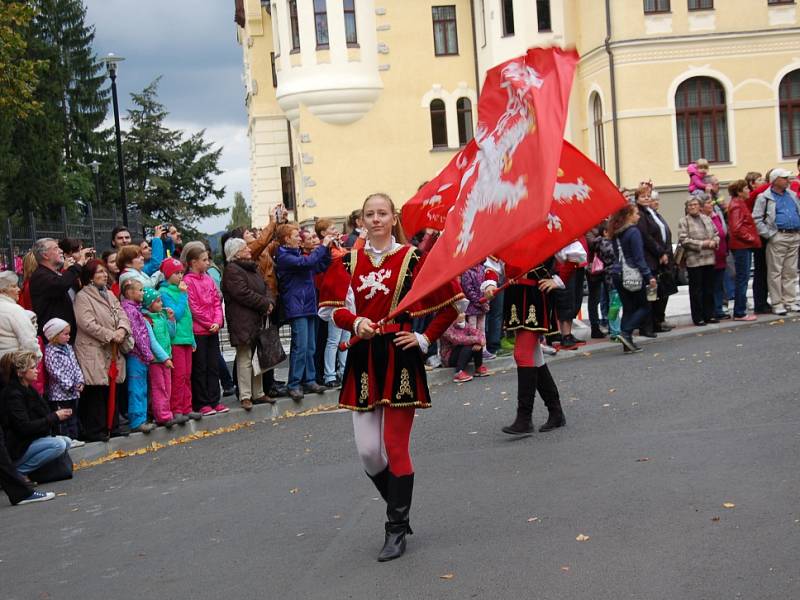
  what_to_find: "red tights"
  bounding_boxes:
[352,406,415,477]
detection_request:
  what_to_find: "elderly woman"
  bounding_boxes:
[0,271,41,363]
[0,351,73,477]
[221,237,276,410]
[678,197,720,327]
[74,260,132,442]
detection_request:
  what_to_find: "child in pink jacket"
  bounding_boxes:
[440,312,490,383]
[182,243,227,416]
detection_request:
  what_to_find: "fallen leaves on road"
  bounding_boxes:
[635,458,650,462]
[711,516,720,522]
[527,517,539,523]
[56,493,68,497]
[575,534,590,542]
[73,421,257,471]
[290,488,299,494]
[560,566,570,572]
[723,502,736,509]
[608,388,616,394]
[582,352,592,357]
[602,403,611,408]
[769,319,785,326]
[439,574,455,580]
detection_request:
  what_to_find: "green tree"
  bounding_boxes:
[123,78,226,233]
[227,192,251,230]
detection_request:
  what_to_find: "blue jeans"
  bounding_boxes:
[613,278,649,337]
[14,436,70,474]
[713,268,727,317]
[288,316,317,390]
[485,289,505,353]
[732,249,752,317]
[323,322,350,383]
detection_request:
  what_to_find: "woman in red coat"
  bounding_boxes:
[727,180,762,321]
[318,193,461,562]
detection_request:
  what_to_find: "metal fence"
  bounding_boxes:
[0,206,143,269]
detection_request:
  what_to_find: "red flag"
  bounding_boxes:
[391,47,578,319]
[498,141,628,278]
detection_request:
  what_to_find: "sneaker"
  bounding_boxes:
[541,344,558,355]
[482,349,497,361]
[173,414,189,425]
[773,305,787,316]
[157,419,176,429]
[214,403,230,414]
[188,411,203,420]
[499,337,516,351]
[199,406,217,417]
[474,365,491,377]
[241,399,253,411]
[17,491,55,506]
[453,370,473,383]
[790,304,800,313]
[425,355,442,369]
[733,314,757,322]
[68,439,85,449]
[133,422,156,434]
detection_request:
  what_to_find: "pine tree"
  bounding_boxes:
[227,192,251,230]
[123,78,226,233]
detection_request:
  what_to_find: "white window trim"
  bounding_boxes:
[421,84,478,150]
[586,85,607,169]
[772,62,800,163]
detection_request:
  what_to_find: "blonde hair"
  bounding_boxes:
[0,351,37,384]
[695,158,710,169]
[22,252,38,281]
[121,278,143,299]
[362,192,408,244]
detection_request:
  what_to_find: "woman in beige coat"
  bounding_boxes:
[74,260,131,442]
[678,196,720,327]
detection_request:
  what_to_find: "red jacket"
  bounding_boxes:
[727,198,762,250]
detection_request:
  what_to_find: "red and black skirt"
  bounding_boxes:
[338,328,431,412]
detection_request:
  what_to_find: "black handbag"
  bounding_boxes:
[28,449,73,483]
[657,266,679,297]
[253,316,286,374]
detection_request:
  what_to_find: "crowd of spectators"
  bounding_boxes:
[1,157,798,507]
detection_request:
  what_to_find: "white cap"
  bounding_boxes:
[770,168,792,183]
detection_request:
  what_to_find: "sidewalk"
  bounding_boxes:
[69,291,788,467]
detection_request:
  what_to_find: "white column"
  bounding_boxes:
[357,0,378,68]
[275,2,291,72]
[445,92,460,149]
[327,0,347,64]
[298,0,317,65]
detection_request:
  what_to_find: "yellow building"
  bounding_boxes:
[237,0,800,229]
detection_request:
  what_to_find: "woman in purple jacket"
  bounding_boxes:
[274,224,334,401]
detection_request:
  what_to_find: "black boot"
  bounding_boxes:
[590,325,606,339]
[377,472,414,562]
[501,367,537,436]
[367,467,389,503]
[537,365,566,432]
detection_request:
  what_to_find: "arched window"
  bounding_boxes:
[591,93,606,170]
[430,99,448,148]
[457,97,473,146]
[675,76,729,165]
[779,70,800,158]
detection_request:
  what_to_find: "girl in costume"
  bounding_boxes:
[318,193,461,562]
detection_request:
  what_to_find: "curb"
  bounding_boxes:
[70,312,789,465]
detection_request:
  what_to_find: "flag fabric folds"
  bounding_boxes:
[391,47,579,320]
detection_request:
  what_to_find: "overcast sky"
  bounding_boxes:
[85,0,249,234]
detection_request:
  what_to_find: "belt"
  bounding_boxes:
[777,228,800,233]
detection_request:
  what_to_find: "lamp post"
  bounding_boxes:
[104,53,128,226]
[89,160,102,209]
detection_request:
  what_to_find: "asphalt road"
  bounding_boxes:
[2,320,799,600]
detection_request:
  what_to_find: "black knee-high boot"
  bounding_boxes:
[537,364,566,432]
[377,472,414,562]
[367,467,389,502]
[502,367,537,435]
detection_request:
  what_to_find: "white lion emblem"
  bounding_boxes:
[455,61,544,254]
[357,269,392,299]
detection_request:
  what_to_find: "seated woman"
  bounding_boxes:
[439,307,489,383]
[0,351,73,477]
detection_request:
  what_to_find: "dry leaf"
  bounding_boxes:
[711,516,720,522]
[463,402,471,406]
[527,517,539,523]
[602,403,610,408]
[56,492,68,497]
[296,532,305,537]
[635,457,650,462]
[608,388,616,393]
[652,352,660,357]
[576,534,590,542]
[290,488,299,494]
[71,508,79,512]
[439,574,455,580]
[560,566,570,572]
[722,502,735,509]
[582,352,591,357]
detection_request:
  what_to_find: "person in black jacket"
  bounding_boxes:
[221,238,276,411]
[635,186,675,335]
[0,351,72,475]
[29,238,92,343]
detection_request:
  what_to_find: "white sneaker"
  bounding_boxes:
[542,344,558,355]
[17,491,55,505]
[424,355,441,369]
[789,304,800,312]
[773,306,788,316]
[69,439,85,449]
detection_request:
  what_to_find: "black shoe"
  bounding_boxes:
[559,334,579,350]
[618,334,637,352]
[288,388,304,402]
[502,367,536,436]
[706,318,720,324]
[654,324,673,333]
[267,384,288,398]
[377,473,414,562]
[222,386,236,397]
[693,321,707,327]
[716,313,731,320]
[303,382,326,395]
[590,326,607,339]
[539,409,566,432]
[110,425,129,438]
[323,379,340,389]
[639,330,657,338]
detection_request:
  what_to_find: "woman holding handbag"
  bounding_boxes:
[607,204,657,353]
[221,238,276,411]
[678,197,720,327]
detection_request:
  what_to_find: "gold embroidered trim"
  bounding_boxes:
[364,244,406,268]
[359,372,369,401]
[509,304,520,326]
[505,325,549,333]
[525,304,538,325]
[319,300,345,307]
[389,247,417,316]
[349,248,358,275]
[395,368,413,401]
[407,292,465,318]
[339,399,432,412]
